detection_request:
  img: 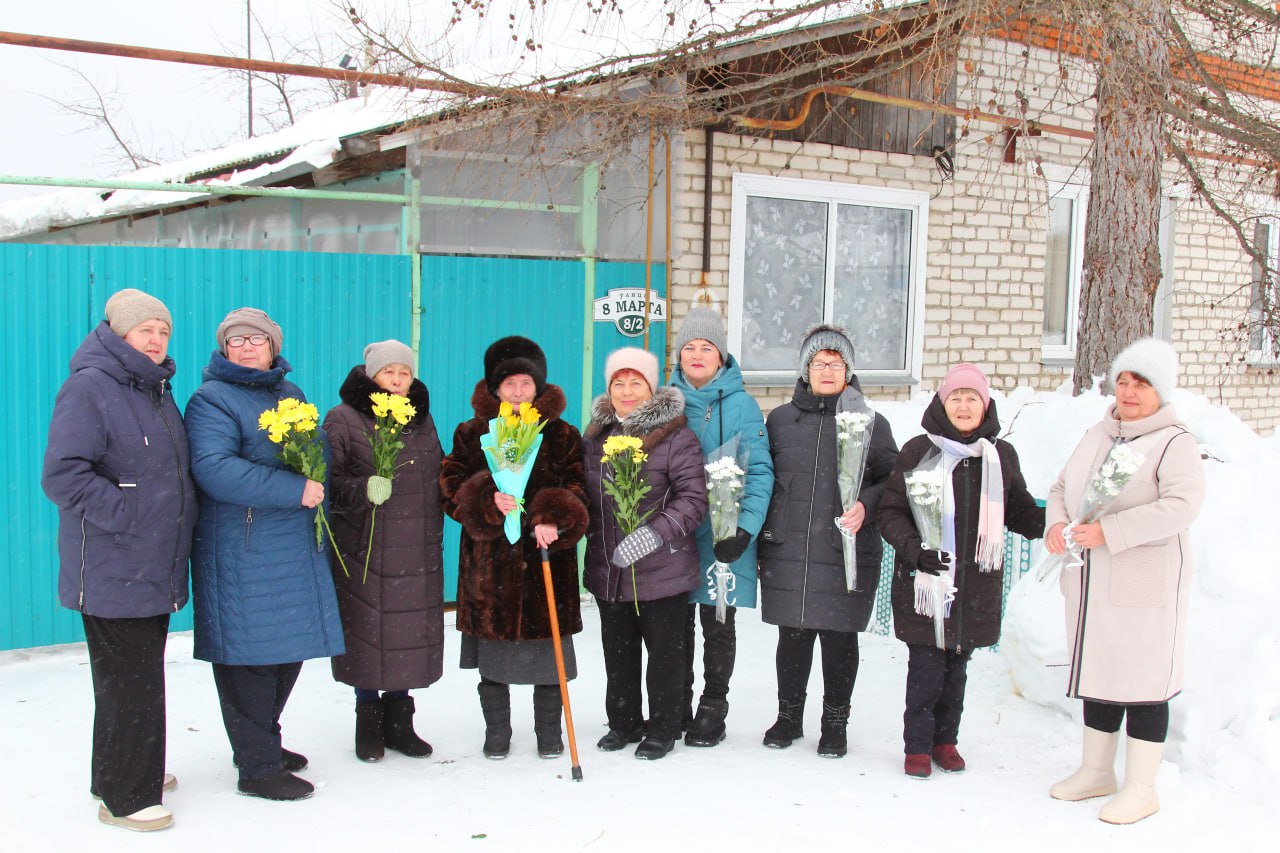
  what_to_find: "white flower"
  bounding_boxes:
[905,468,947,508]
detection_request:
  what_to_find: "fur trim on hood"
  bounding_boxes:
[586,385,687,449]
[468,379,568,423]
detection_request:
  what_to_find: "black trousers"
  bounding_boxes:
[683,603,736,710]
[82,613,170,818]
[903,643,973,754]
[1083,699,1170,743]
[775,626,859,705]
[597,593,688,741]
[212,661,304,780]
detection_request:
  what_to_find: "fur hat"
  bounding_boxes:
[1109,337,1178,405]
[939,363,991,410]
[605,347,660,393]
[484,336,547,397]
[105,289,172,337]
[798,324,856,384]
[364,339,415,380]
[216,307,282,358]
[674,307,728,362]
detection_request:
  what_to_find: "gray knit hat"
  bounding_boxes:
[674,307,728,362]
[364,339,416,380]
[216,307,283,358]
[798,324,856,383]
[105,289,172,337]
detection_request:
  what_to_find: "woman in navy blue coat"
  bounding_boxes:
[42,289,194,832]
[186,307,344,802]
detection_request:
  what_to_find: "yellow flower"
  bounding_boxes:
[267,425,289,444]
[499,401,513,419]
[258,409,282,432]
[602,435,644,461]
[519,404,541,426]
[294,418,317,433]
[370,392,393,419]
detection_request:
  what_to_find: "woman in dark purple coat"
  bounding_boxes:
[582,347,708,760]
[324,340,445,763]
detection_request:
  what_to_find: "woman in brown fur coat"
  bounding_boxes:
[440,336,589,760]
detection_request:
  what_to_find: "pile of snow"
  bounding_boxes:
[881,382,1280,788]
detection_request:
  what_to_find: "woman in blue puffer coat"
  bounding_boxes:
[186,307,344,803]
[42,289,194,832]
[668,307,773,748]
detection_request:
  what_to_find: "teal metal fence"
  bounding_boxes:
[2,244,409,650]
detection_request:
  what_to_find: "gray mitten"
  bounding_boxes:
[367,475,393,506]
[611,525,662,567]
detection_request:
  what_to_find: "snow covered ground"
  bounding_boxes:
[2,381,1277,849]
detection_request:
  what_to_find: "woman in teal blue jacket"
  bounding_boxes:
[669,307,774,747]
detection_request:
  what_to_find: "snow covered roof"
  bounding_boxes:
[0,87,440,240]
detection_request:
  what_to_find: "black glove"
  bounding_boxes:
[612,525,662,567]
[916,550,952,576]
[713,528,753,564]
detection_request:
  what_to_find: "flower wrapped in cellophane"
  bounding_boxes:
[481,401,546,544]
[1035,440,1146,583]
[601,435,653,614]
[359,391,418,582]
[258,397,348,576]
[703,436,748,623]
[833,408,875,592]
[903,453,953,648]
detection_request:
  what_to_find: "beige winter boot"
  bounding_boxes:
[1098,737,1163,825]
[1049,727,1119,801]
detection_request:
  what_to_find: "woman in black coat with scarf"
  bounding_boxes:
[878,363,1044,779]
[324,340,445,763]
[758,325,898,759]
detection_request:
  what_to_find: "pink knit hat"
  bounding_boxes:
[938,363,991,410]
[605,347,659,392]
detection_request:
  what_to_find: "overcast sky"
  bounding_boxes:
[0,1,849,204]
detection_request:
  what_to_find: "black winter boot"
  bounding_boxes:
[684,697,729,747]
[762,696,806,749]
[383,695,433,758]
[532,684,564,758]
[478,680,512,759]
[817,701,851,758]
[355,700,385,762]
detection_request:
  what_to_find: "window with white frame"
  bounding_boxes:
[1249,216,1280,364]
[1042,180,1088,363]
[728,175,927,384]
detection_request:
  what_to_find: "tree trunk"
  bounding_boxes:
[1072,0,1172,394]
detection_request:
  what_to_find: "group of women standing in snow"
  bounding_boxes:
[42,289,1202,832]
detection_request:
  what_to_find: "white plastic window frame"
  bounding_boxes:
[1041,179,1088,366]
[1247,209,1280,367]
[727,173,928,386]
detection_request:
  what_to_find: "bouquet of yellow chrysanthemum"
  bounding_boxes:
[358,392,418,581]
[258,397,348,576]
[601,434,654,613]
[480,401,547,544]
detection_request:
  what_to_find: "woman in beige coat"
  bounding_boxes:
[1044,338,1204,825]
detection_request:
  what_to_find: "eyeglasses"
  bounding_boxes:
[226,334,269,348]
[810,360,845,373]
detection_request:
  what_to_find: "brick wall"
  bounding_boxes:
[664,37,1280,432]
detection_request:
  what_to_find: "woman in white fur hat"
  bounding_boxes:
[1044,337,1205,825]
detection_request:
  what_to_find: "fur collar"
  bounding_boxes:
[468,379,568,422]
[338,365,431,427]
[585,386,687,449]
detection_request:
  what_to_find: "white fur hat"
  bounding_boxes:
[1109,337,1178,405]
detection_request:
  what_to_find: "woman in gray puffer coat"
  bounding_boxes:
[582,348,708,761]
[758,325,898,759]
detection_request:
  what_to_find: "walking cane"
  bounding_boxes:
[540,545,583,781]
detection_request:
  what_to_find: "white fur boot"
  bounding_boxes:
[1098,737,1163,825]
[1049,726,1119,801]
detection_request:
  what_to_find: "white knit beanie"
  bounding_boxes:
[1109,337,1178,405]
[605,347,659,393]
